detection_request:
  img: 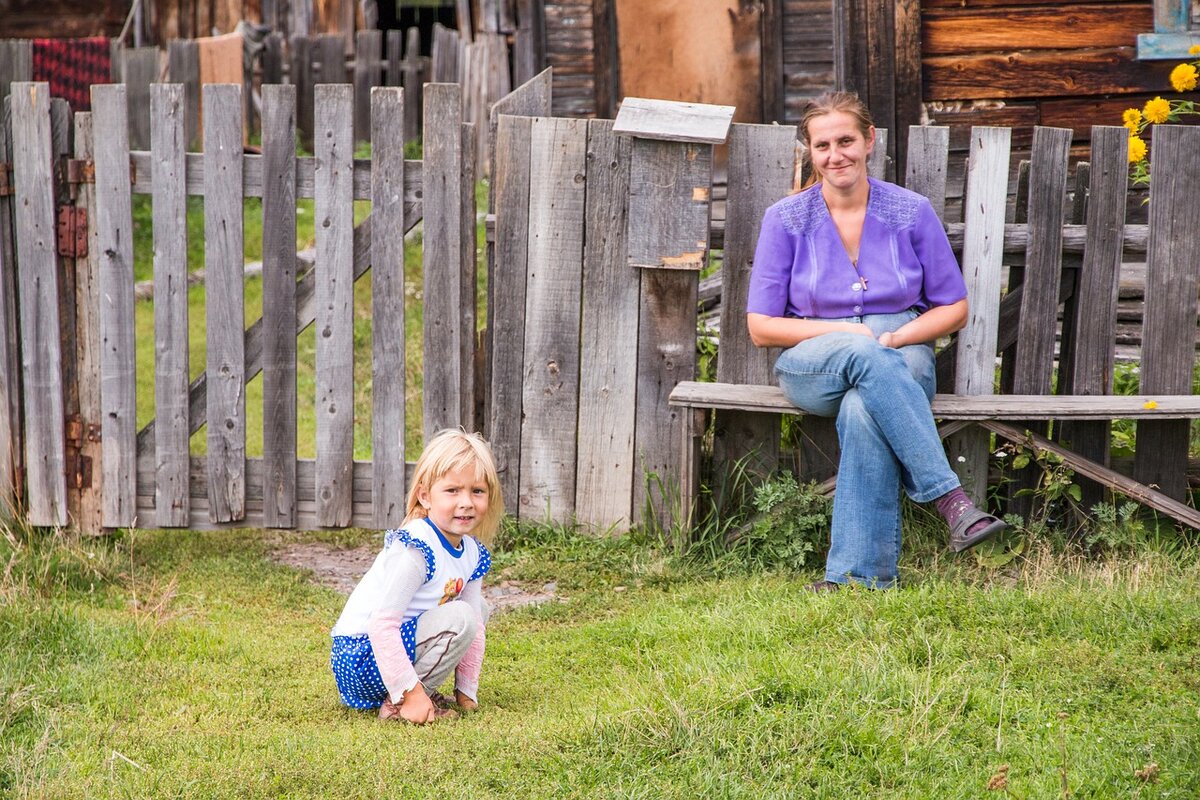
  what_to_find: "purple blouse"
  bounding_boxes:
[746,178,967,319]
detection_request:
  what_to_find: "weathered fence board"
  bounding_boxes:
[712,123,797,487]
[203,84,246,523]
[489,113,533,514]
[291,35,315,152]
[354,30,382,142]
[519,117,587,522]
[123,47,159,151]
[371,87,406,529]
[904,125,950,220]
[167,40,200,149]
[150,83,190,527]
[948,126,1011,504]
[460,120,478,430]
[422,84,465,438]
[0,40,33,106]
[314,84,354,528]
[401,28,423,142]
[1135,124,1200,500]
[0,97,21,513]
[12,83,67,525]
[576,119,636,529]
[261,84,298,529]
[316,34,349,86]
[1068,126,1128,474]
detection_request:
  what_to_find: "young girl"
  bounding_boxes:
[330,429,503,724]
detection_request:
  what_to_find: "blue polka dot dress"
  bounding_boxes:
[330,619,420,709]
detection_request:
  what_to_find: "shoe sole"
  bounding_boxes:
[950,518,1007,553]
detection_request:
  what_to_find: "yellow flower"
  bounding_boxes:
[1143,399,1158,409]
[1144,96,1172,124]
[1170,63,1198,92]
[1123,108,1142,131]
[1128,134,1147,163]
[1190,44,1200,55]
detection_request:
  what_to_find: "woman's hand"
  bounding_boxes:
[878,330,900,348]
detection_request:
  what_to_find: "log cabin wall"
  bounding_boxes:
[0,0,128,38]
[921,0,1176,153]
[781,0,836,123]
[544,1,596,116]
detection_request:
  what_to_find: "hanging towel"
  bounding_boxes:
[31,37,111,112]
[198,31,243,88]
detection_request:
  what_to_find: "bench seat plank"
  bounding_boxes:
[669,381,1200,420]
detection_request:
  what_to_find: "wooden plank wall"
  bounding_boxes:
[922,0,1174,153]
[543,2,595,117]
[781,0,836,123]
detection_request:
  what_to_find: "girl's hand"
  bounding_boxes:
[398,685,437,724]
[454,689,479,712]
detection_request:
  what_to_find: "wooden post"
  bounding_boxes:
[760,0,784,123]
[1135,125,1200,500]
[401,28,423,142]
[291,35,315,152]
[948,126,1011,505]
[371,87,406,528]
[123,47,158,151]
[592,0,617,118]
[150,84,191,528]
[261,84,298,529]
[615,98,731,532]
[893,0,923,181]
[202,84,246,523]
[317,34,348,86]
[263,33,285,86]
[576,119,635,529]
[513,0,545,86]
[460,120,477,431]
[314,84,354,527]
[168,39,201,150]
[422,84,464,439]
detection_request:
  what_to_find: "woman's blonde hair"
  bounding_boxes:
[404,428,505,544]
[793,91,875,191]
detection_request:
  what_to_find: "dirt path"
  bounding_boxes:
[271,540,556,613]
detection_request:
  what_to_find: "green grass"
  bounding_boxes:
[2,517,1198,798]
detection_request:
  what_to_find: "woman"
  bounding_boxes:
[746,92,1005,590]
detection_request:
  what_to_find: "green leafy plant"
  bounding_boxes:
[1122,46,1200,185]
[1086,500,1149,553]
[723,471,831,572]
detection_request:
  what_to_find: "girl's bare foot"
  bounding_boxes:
[454,690,479,712]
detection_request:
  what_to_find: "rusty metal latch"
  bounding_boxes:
[0,162,11,197]
[56,206,88,258]
[66,158,95,185]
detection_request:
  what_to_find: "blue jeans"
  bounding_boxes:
[774,310,961,588]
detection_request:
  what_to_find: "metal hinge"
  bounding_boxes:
[66,158,95,185]
[56,206,88,258]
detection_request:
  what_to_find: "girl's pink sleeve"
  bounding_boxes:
[366,547,427,703]
[454,579,487,701]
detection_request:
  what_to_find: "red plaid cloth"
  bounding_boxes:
[31,37,111,112]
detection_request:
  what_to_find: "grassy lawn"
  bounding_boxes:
[2,518,1198,798]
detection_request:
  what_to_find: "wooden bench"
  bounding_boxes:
[669,122,1200,532]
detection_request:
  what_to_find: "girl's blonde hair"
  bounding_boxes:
[404,429,505,544]
[793,91,875,191]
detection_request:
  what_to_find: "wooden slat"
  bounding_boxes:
[316,34,348,85]
[314,84,354,527]
[761,0,785,123]
[904,125,950,221]
[123,47,158,151]
[489,114,533,516]
[150,84,190,527]
[613,98,734,145]
[262,33,284,86]
[291,35,315,152]
[922,4,1151,55]
[513,0,545,86]
[1068,126,1128,472]
[626,138,712,270]
[576,119,635,529]
[518,117,587,522]
[948,126,1010,503]
[866,0,897,165]
[1135,125,1200,500]
[128,152,422,202]
[0,92,21,513]
[370,87,406,528]
[354,30,382,142]
[402,28,423,142]
[261,84,298,529]
[70,112,103,533]
[386,29,403,87]
[422,83,464,438]
[1013,127,1071,395]
[713,123,797,484]
[48,99,76,525]
[893,0,923,180]
[90,84,136,528]
[202,84,246,523]
[461,120,478,430]
[167,39,200,149]
[669,381,1200,419]
[0,40,33,107]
